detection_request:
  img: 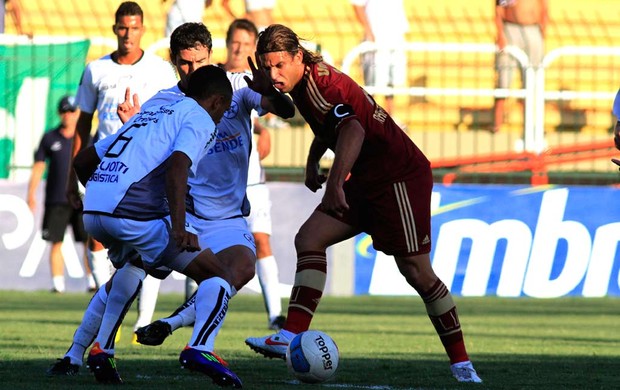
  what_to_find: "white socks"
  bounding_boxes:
[134,275,161,330]
[95,263,145,353]
[89,249,112,287]
[52,275,65,293]
[189,277,231,352]
[65,286,108,365]
[257,255,282,321]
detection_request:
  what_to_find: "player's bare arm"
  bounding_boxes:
[166,151,200,252]
[66,111,95,209]
[254,119,271,159]
[323,120,365,217]
[73,146,101,187]
[304,138,328,192]
[245,55,295,119]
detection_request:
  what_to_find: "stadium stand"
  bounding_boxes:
[9,0,620,178]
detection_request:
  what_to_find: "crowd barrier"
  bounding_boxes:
[2,181,618,297]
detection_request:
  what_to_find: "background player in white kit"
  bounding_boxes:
[73,64,233,384]
[183,18,287,329]
[66,1,178,342]
[221,18,287,330]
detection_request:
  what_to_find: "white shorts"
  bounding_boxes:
[244,0,275,11]
[245,184,272,235]
[362,48,407,89]
[172,215,256,270]
[83,214,181,270]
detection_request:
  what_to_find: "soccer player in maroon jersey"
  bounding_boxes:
[244,24,482,383]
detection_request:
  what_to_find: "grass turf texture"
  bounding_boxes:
[0,291,617,389]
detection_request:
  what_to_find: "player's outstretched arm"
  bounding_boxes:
[245,56,295,119]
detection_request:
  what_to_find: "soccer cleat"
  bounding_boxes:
[268,315,286,331]
[244,332,290,360]
[451,361,482,383]
[114,325,122,344]
[46,357,80,376]
[87,342,123,384]
[179,346,242,388]
[135,320,172,346]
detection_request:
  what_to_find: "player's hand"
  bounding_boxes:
[612,158,620,170]
[244,55,277,96]
[305,163,327,192]
[117,87,140,124]
[321,185,349,218]
[172,229,200,252]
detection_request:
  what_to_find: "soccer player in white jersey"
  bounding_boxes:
[226,19,287,330]
[72,64,232,384]
[66,1,178,339]
[183,18,287,329]
[48,22,294,387]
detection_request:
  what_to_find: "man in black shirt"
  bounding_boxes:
[27,96,94,293]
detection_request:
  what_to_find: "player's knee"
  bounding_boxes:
[233,265,255,289]
[294,228,316,251]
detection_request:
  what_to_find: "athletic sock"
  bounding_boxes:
[161,291,197,331]
[94,263,145,353]
[52,275,65,293]
[256,255,282,321]
[134,275,161,330]
[65,286,108,366]
[86,273,97,290]
[285,251,326,334]
[420,279,469,364]
[89,248,112,287]
[188,277,231,352]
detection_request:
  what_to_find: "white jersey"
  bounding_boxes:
[137,72,266,220]
[83,96,217,220]
[75,51,177,142]
[187,71,266,220]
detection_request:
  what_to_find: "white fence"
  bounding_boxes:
[342,41,619,153]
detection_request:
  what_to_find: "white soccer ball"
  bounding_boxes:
[285,330,339,383]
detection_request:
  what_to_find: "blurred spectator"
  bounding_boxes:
[351,0,409,117]
[1,0,29,36]
[222,0,274,31]
[493,0,548,133]
[163,0,213,37]
[27,96,94,293]
[66,1,178,339]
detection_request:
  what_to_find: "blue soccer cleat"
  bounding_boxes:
[179,346,242,388]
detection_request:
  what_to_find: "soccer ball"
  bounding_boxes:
[286,330,339,383]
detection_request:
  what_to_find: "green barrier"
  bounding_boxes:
[0,38,90,178]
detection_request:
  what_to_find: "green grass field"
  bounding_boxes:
[0,291,617,389]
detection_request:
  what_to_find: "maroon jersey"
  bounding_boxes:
[289,62,430,186]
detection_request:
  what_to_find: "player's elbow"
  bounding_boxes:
[73,147,100,186]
